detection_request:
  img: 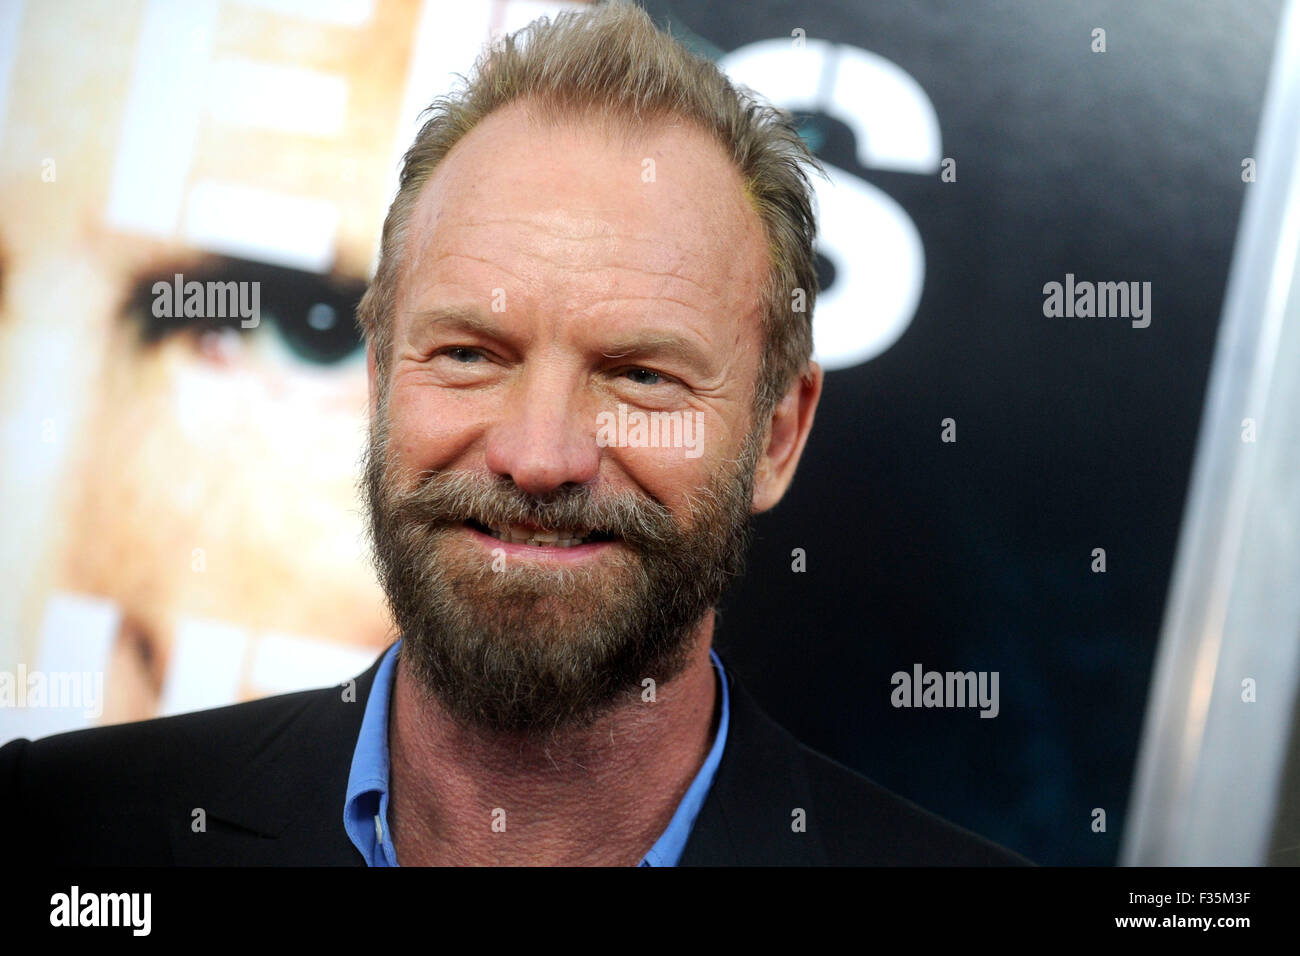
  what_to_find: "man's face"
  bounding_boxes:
[365,101,773,733]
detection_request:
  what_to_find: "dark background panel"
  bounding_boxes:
[639,0,1284,864]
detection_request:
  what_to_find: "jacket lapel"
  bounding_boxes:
[168,649,387,865]
[680,658,829,865]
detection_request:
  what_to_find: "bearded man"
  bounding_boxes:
[1,2,1026,867]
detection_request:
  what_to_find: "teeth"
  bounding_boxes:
[483,523,589,547]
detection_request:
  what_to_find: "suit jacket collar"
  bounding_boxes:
[168,651,385,865]
[679,657,829,865]
[169,647,824,865]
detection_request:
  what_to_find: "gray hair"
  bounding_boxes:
[358,0,820,421]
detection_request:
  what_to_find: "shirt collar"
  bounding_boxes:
[343,639,730,866]
[343,639,401,866]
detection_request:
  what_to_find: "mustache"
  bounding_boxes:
[380,466,686,550]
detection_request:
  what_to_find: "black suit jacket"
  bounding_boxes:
[0,648,1029,865]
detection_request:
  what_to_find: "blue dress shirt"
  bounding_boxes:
[344,639,730,866]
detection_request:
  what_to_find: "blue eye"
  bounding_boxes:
[445,347,483,363]
[625,368,662,385]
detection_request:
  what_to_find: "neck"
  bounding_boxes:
[388,615,719,866]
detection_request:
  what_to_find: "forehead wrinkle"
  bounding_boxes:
[559,261,720,300]
[583,300,730,361]
[431,212,734,295]
[441,222,713,277]
[442,211,619,241]
[425,250,531,285]
[586,290,707,318]
[426,241,726,313]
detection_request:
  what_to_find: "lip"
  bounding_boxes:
[460,522,619,563]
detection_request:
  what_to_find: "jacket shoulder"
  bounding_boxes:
[1,682,351,864]
[4,684,327,790]
[794,741,1032,865]
[700,662,1031,866]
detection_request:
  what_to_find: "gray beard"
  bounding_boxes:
[362,408,759,735]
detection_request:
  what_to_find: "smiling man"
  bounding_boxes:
[1,1,1026,866]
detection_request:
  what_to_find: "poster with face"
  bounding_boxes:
[0,0,588,736]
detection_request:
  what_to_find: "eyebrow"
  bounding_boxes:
[597,332,716,379]
[406,307,505,342]
[405,306,718,379]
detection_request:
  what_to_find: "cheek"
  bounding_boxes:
[612,443,722,515]
[384,379,486,468]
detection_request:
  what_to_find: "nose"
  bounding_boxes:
[483,363,601,497]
